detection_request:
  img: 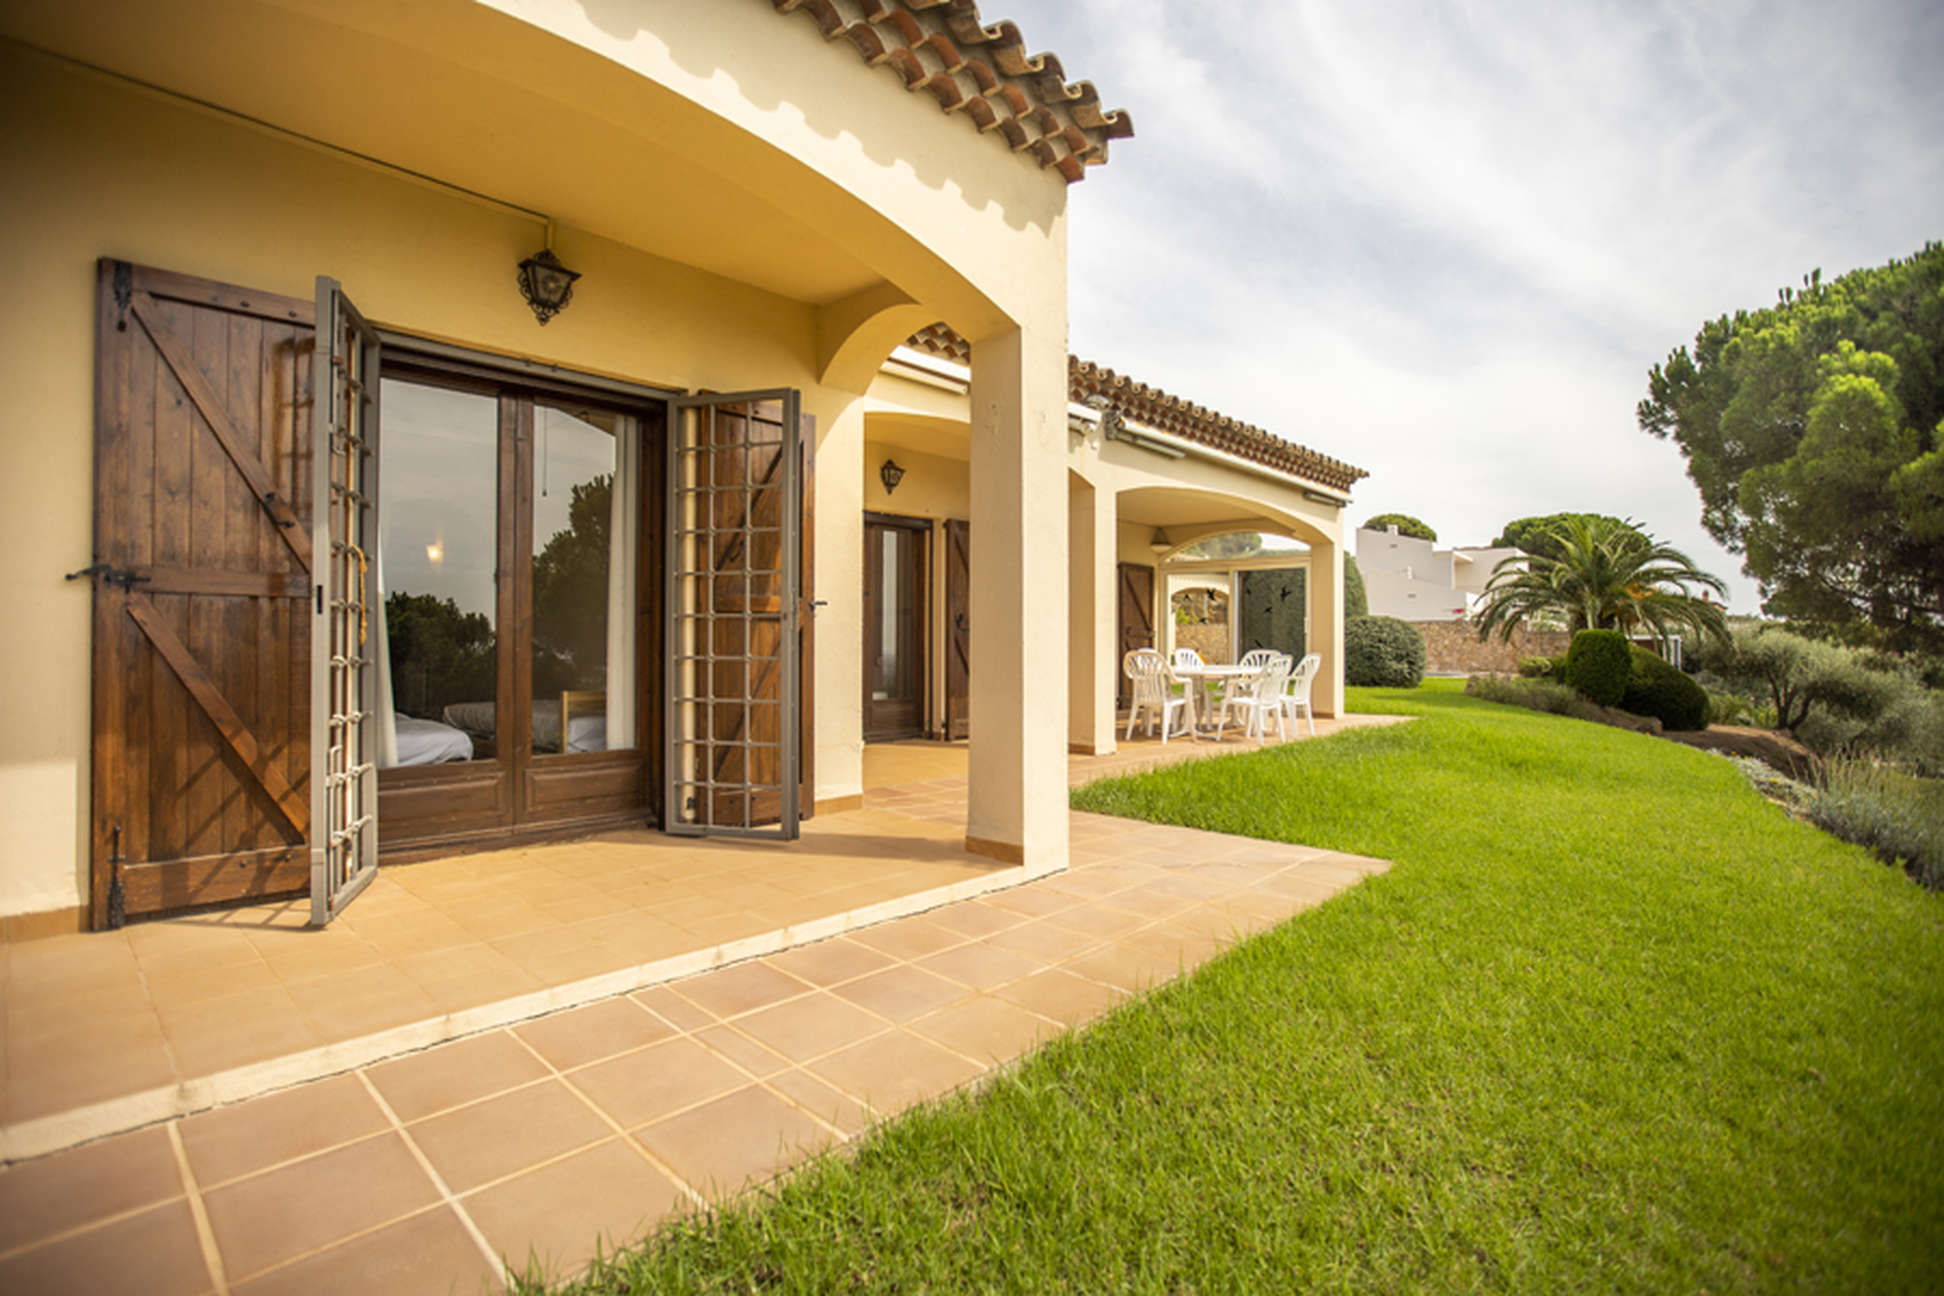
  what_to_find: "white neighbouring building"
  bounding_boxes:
[1356,526,1523,622]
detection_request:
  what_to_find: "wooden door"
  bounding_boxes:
[862,515,927,741]
[667,391,803,837]
[87,261,316,926]
[1116,562,1156,710]
[943,518,970,740]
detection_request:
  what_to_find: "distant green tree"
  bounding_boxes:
[384,591,495,717]
[532,474,611,695]
[1363,513,1436,541]
[1491,513,1640,560]
[1474,515,1728,647]
[1639,242,1944,653]
[1177,531,1264,559]
[1345,554,1368,618]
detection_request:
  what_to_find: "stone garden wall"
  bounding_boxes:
[1412,620,1570,675]
[1176,624,1231,664]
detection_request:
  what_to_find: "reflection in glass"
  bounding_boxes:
[377,379,498,766]
[530,401,634,753]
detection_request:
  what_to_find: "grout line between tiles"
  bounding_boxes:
[165,1120,229,1296]
[498,1028,710,1216]
[353,1070,507,1292]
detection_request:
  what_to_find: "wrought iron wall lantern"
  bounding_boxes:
[1149,528,1174,556]
[517,247,581,325]
[879,459,906,495]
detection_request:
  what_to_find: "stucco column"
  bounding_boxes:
[1067,473,1117,755]
[967,325,1069,876]
[1310,534,1344,718]
[816,401,866,807]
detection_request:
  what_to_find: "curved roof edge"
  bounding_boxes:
[771,0,1134,183]
[901,324,1370,493]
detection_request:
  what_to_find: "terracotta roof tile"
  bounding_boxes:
[899,326,1367,493]
[771,0,1133,182]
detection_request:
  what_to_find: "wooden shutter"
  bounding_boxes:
[1115,562,1156,710]
[666,391,802,838]
[87,262,316,926]
[944,518,971,740]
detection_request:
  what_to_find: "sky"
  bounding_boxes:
[1000,0,1944,612]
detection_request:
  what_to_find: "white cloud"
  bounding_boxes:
[1012,0,1944,613]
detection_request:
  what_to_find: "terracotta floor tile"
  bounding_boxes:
[924,900,1025,940]
[202,1132,439,1281]
[808,1030,985,1115]
[846,915,966,962]
[981,886,1078,920]
[165,1013,325,1080]
[692,1023,792,1078]
[760,937,896,988]
[916,940,1047,991]
[465,1139,686,1285]
[635,1084,836,1200]
[1046,903,1155,944]
[631,984,715,1031]
[989,968,1129,1027]
[513,997,676,1072]
[0,1124,182,1254]
[830,964,970,1023]
[728,991,888,1064]
[671,961,814,1020]
[0,1198,211,1296]
[230,1205,500,1296]
[984,919,1099,964]
[765,1067,873,1140]
[569,1036,749,1129]
[407,1079,610,1193]
[5,1033,177,1124]
[366,1032,551,1123]
[908,994,1058,1065]
[179,1073,388,1188]
[1059,942,1184,995]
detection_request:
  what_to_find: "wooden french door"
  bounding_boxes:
[85,262,318,926]
[943,518,970,740]
[862,514,928,742]
[1116,562,1157,710]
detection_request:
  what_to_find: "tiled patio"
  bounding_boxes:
[1,719,1402,1291]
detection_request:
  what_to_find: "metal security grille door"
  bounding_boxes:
[309,278,382,923]
[667,391,801,838]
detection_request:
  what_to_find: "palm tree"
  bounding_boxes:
[1474,515,1729,647]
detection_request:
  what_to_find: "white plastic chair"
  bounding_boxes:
[1219,647,1279,715]
[1123,648,1191,743]
[1283,652,1321,737]
[1172,647,1204,673]
[1220,653,1293,741]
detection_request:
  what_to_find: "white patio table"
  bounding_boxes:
[1169,662,1255,739]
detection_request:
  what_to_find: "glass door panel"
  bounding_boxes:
[375,378,499,766]
[863,516,926,741]
[530,401,634,755]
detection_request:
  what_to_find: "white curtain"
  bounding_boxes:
[605,416,639,749]
[372,520,400,767]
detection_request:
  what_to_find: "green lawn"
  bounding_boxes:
[550,681,1944,1293]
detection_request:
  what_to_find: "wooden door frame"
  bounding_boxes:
[942,517,970,741]
[372,351,670,853]
[861,511,931,743]
[1116,562,1157,711]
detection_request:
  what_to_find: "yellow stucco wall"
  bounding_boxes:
[0,17,1073,919]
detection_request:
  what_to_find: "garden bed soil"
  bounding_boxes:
[1662,724,1820,782]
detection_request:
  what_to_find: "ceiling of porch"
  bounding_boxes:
[1,0,891,305]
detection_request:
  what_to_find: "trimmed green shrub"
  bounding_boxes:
[1564,629,1632,707]
[1345,615,1425,687]
[1464,675,1613,725]
[1622,646,1710,731]
[1517,656,1555,678]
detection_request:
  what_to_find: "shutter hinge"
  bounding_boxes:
[66,562,150,589]
[112,261,133,332]
[106,823,126,930]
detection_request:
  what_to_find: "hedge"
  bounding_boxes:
[1345,616,1426,688]
[1564,629,1631,707]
